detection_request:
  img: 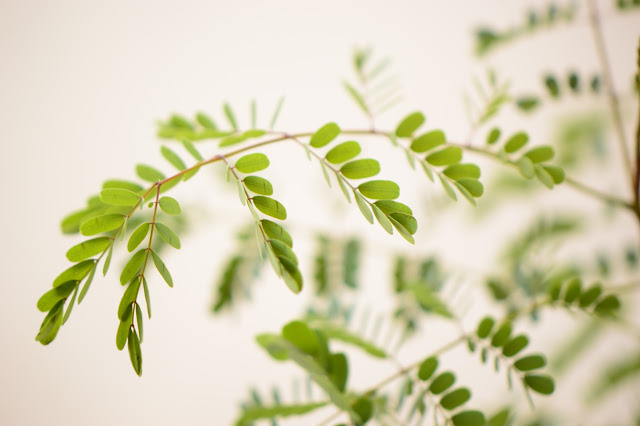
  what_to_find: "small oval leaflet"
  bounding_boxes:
[491,322,512,347]
[543,165,565,184]
[443,164,481,180]
[504,132,529,153]
[309,122,341,148]
[389,212,417,234]
[244,176,274,195]
[235,153,270,173]
[372,204,393,234]
[279,256,303,293]
[136,164,165,182]
[253,196,287,220]
[127,328,142,376]
[161,145,186,171]
[118,278,141,319]
[270,239,298,265]
[325,141,361,164]
[395,111,425,137]
[525,146,554,163]
[79,214,125,236]
[358,180,400,200]
[429,371,455,395]
[53,259,95,287]
[102,179,143,193]
[457,179,484,197]
[354,191,374,224]
[578,284,602,308]
[262,219,293,247]
[66,237,111,262]
[120,250,146,285]
[410,130,446,153]
[486,127,501,145]
[155,222,181,249]
[524,374,554,395]
[389,216,415,244]
[451,410,486,426]
[374,200,412,215]
[100,188,141,207]
[340,159,381,180]
[37,281,77,312]
[159,196,181,215]
[502,335,529,357]
[151,250,173,287]
[440,388,471,410]
[514,354,546,371]
[426,147,463,167]
[477,316,495,338]
[127,222,150,252]
[418,357,438,381]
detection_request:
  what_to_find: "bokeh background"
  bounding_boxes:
[1,0,639,425]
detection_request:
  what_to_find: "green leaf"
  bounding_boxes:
[310,122,341,148]
[440,388,471,410]
[120,250,146,285]
[443,164,481,180]
[504,132,529,153]
[343,82,368,114]
[477,316,495,339]
[66,237,111,262]
[325,141,361,164]
[243,176,274,195]
[235,153,270,173]
[514,354,546,371]
[486,127,501,145]
[127,223,150,252]
[282,321,320,355]
[341,159,380,179]
[352,397,373,424]
[337,175,351,203]
[388,216,415,244]
[543,165,565,184]
[219,134,249,147]
[421,161,434,181]
[127,328,142,376]
[456,179,484,197]
[182,140,203,161]
[155,222,181,249]
[354,191,373,224]
[594,294,621,315]
[253,196,287,220]
[279,256,303,293]
[116,311,131,351]
[545,75,560,98]
[490,322,511,347]
[579,284,603,308]
[395,111,425,137]
[525,146,554,163]
[102,179,144,193]
[103,244,113,276]
[516,96,540,111]
[454,182,476,205]
[269,96,285,129]
[487,409,511,426]
[372,204,393,234]
[118,277,141,320]
[451,410,486,426]
[358,180,400,200]
[374,200,412,215]
[142,277,151,318]
[534,164,555,188]
[160,145,186,171]
[150,249,173,287]
[426,147,463,166]
[196,112,216,129]
[100,188,141,206]
[568,71,580,93]
[158,196,181,215]
[136,164,165,182]
[223,102,238,131]
[35,300,64,345]
[37,281,77,312]
[315,323,387,358]
[77,262,96,304]
[262,220,293,247]
[328,353,348,392]
[62,285,79,325]
[79,214,124,236]
[270,239,298,265]
[563,277,582,303]
[410,130,446,153]
[235,402,328,426]
[516,156,535,179]
[136,303,144,342]
[418,357,438,381]
[429,372,455,395]
[389,212,417,234]
[524,374,555,394]
[438,174,457,201]
[502,335,529,357]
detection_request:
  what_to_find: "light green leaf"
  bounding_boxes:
[543,165,565,184]
[452,410,486,426]
[320,161,332,187]
[359,180,400,200]
[337,175,352,203]
[279,256,303,293]
[120,250,146,285]
[136,303,143,342]
[161,145,187,171]
[454,182,477,205]
[66,237,111,262]
[261,219,293,247]
[182,140,203,161]
[237,180,246,206]
[426,147,463,166]
[116,308,131,351]
[395,111,425,137]
[456,179,484,197]
[158,196,181,215]
[270,239,298,265]
[374,200,412,215]
[243,176,273,195]
[235,402,328,426]
[151,249,173,287]
[118,277,141,320]
[439,174,457,201]
[491,322,512,347]
[79,214,124,236]
[524,374,554,394]
[314,322,387,358]
[235,153,270,173]
[77,263,97,304]
[223,102,238,131]
[219,134,249,147]
[127,223,150,252]
[388,216,415,244]
[389,212,417,234]
[35,300,64,345]
[516,156,535,179]
[372,204,393,234]
[443,164,481,180]
[504,132,529,153]
[100,188,140,207]
[534,164,555,188]
[354,191,373,224]
[136,164,165,182]
[102,180,144,193]
[103,244,113,276]
[250,99,257,128]
[37,281,77,312]
[142,277,151,319]
[309,122,341,148]
[440,388,471,410]
[325,141,361,164]
[253,196,287,220]
[421,161,434,181]
[410,130,446,153]
[525,146,554,163]
[155,222,181,249]
[196,112,216,129]
[340,159,380,179]
[343,82,368,114]
[128,328,142,376]
[269,96,285,129]
[62,285,79,325]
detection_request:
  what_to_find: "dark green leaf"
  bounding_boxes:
[354,191,374,224]
[352,398,373,424]
[490,322,511,347]
[568,71,580,93]
[328,353,348,392]
[440,388,471,410]
[514,354,546,371]
[155,222,181,249]
[325,141,361,164]
[443,164,481,180]
[142,277,151,319]
[389,216,415,244]
[310,122,341,148]
[341,159,380,179]
[486,128,501,145]
[120,250,146,285]
[118,277,141,320]
[116,311,131,351]
[62,285,79,325]
[374,200,412,215]
[502,335,529,357]
[451,410,486,426]
[235,402,328,425]
[594,295,621,315]
[136,303,143,342]
[79,214,124,236]
[279,256,303,293]
[524,374,554,394]
[262,220,293,247]
[77,263,96,304]
[151,249,173,287]
[136,164,165,182]
[429,372,455,395]
[389,212,417,234]
[35,300,64,345]
[410,130,446,153]
[418,357,438,381]
[127,223,149,252]
[543,165,565,184]
[127,328,142,376]
[158,196,181,215]
[395,112,425,137]
[525,146,554,163]
[544,75,560,98]
[579,284,603,308]
[66,237,110,262]
[244,176,274,195]
[37,281,77,312]
[358,180,400,200]
[100,188,141,206]
[253,196,287,220]
[53,260,95,287]
[426,147,463,166]
[235,153,270,173]
[504,132,529,153]
[103,243,113,276]
[516,96,540,111]
[563,277,582,303]
[270,239,298,265]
